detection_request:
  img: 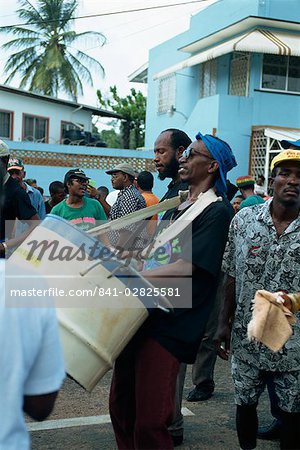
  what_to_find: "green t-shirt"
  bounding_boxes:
[240,195,265,209]
[51,197,106,231]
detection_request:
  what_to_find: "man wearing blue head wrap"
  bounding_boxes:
[193,132,237,195]
[109,132,237,450]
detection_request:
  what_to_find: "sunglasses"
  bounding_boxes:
[72,177,88,184]
[182,147,213,160]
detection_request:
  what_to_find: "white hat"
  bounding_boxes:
[0,139,10,157]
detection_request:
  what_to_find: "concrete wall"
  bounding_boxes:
[263,0,300,20]
[0,90,92,143]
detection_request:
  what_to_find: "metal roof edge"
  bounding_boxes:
[0,84,122,119]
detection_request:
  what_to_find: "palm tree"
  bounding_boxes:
[0,0,106,101]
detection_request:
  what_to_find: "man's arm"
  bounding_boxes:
[23,392,58,421]
[141,259,194,292]
[276,292,300,313]
[0,214,40,256]
[141,258,194,279]
[88,186,111,217]
[23,308,65,421]
[214,274,236,360]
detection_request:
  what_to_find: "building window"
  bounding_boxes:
[229,52,250,96]
[250,128,268,180]
[158,74,176,114]
[0,110,13,139]
[23,114,49,142]
[199,60,217,98]
[261,54,300,93]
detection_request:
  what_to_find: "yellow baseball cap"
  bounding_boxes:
[271,150,300,171]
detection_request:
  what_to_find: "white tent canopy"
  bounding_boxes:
[154,28,300,80]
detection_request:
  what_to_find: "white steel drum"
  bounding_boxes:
[8,215,171,392]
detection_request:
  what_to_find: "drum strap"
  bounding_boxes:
[142,189,221,257]
[87,194,187,237]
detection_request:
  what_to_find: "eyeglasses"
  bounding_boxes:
[182,147,213,160]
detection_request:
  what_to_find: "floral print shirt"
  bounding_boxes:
[222,199,300,371]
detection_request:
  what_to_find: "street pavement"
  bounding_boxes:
[28,358,279,450]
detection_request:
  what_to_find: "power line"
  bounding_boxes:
[84,5,202,52]
[0,0,212,29]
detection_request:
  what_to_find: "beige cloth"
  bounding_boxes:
[247,290,296,352]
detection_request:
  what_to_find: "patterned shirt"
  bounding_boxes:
[109,184,146,248]
[222,199,300,371]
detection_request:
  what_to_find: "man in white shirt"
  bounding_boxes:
[0,166,65,450]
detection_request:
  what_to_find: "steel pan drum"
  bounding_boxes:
[8,215,171,391]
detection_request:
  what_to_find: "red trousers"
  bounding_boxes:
[109,337,180,450]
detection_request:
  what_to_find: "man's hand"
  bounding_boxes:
[87,186,98,198]
[275,292,293,312]
[24,392,58,421]
[214,323,231,360]
[0,242,6,255]
[214,274,236,360]
[87,186,111,217]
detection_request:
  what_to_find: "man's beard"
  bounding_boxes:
[158,157,179,181]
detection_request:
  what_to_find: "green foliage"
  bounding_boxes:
[97,85,146,149]
[99,129,122,149]
[1,0,106,101]
[92,121,121,148]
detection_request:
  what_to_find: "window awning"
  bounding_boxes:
[264,128,300,144]
[153,29,300,80]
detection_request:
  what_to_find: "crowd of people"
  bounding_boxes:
[1,129,300,450]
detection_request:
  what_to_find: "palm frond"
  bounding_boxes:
[73,49,105,77]
[2,37,40,50]
[66,30,107,47]
[59,59,83,101]
[4,53,40,85]
[0,26,41,38]
[66,52,94,85]
[17,0,49,29]
[19,58,43,88]
[58,0,77,31]
[4,47,38,73]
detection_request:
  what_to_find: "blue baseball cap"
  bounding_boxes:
[281,139,300,149]
[195,132,237,195]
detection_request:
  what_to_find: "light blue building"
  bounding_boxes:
[143,0,300,182]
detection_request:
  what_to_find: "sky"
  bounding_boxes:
[0,0,218,118]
